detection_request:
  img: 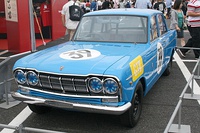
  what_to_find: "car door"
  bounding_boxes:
[144,14,164,92]
[156,13,172,71]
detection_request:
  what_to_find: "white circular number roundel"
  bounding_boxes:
[60,49,101,60]
[157,42,164,74]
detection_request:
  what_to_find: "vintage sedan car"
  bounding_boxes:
[12,9,176,127]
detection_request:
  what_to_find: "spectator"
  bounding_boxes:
[166,0,172,19]
[134,0,152,9]
[170,0,185,47]
[90,0,97,11]
[181,0,188,17]
[152,0,157,8]
[97,0,103,10]
[110,0,114,8]
[102,0,111,9]
[177,0,200,59]
[125,0,131,8]
[132,0,136,7]
[85,0,91,12]
[119,0,125,8]
[153,0,166,14]
[61,0,80,40]
[113,0,120,8]
[80,0,86,13]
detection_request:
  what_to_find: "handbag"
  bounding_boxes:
[182,21,187,30]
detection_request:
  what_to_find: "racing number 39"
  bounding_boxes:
[60,49,101,60]
[65,50,92,59]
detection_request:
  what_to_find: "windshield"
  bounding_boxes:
[73,15,148,43]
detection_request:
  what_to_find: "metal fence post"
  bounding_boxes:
[178,98,182,129]
[4,80,9,105]
[18,124,23,133]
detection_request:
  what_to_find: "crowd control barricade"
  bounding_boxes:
[164,47,200,133]
[0,51,31,108]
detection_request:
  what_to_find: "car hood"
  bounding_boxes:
[14,42,145,75]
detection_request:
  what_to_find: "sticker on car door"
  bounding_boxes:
[157,42,164,74]
[129,56,144,81]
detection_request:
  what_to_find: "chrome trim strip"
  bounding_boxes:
[14,67,120,79]
[38,73,42,87]
[59,77,65,93]
[48,75,52,88]
[84,78,89,92]
[12,92,131,115]
[18,85,119,99]
[72,78,76,91]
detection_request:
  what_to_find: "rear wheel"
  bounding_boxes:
[28,104,51,114]
[120,81,143,127]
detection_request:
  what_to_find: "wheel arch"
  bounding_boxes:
[138,77,146,96]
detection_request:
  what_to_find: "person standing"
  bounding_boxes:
[170,0,185,47]
[102,0,111,9]
[97,0,103,10]
[85,0,91,12]
[90,0,97,11]
[181,0,188,17]
[119,0,125,8]
[178,0,200,59]
[61,0,80,40]
[113,0,120,8]
[153,0,166,14]
[166,0,172,19]
[134,0,152,9]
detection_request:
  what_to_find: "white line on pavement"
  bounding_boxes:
[0,57,7,60]
[173,51,200,104]
[0,50,8,56]
[0,106,32,133]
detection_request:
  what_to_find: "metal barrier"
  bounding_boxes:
[0,51,31,108]
[164,48,200,133]
[0,123,67,133]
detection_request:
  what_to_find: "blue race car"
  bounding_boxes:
[12,9,176,127]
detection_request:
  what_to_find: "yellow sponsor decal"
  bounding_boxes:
[129,56,144,81]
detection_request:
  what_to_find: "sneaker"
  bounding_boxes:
[177,49,186,58]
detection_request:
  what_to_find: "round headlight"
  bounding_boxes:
[14,70,26,84]
[88,77,103,93]
[26,71,39,86]
[103,78,119,94]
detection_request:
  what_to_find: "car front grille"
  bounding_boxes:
[35,73,89,94]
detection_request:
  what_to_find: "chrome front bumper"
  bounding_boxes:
[12,92,131,115]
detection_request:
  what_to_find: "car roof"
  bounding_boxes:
[83,9,162,17]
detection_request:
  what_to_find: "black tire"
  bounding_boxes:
[28,104,51,114]
[163,58,172,76]
[120,81,143,127]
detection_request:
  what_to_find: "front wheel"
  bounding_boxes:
[28,104,51,114]
[120,81,143,127]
